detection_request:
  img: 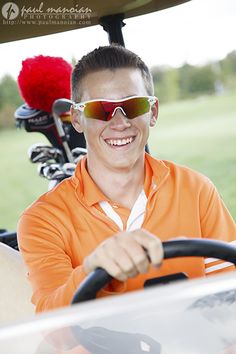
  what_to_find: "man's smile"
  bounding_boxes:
[104,136,136,148]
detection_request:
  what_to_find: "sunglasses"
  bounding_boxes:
[73,96,158,122]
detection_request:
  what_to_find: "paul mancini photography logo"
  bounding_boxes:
[1,2,92,26]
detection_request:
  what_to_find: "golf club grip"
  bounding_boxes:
[52,99,72,116]
[71,239,236,304]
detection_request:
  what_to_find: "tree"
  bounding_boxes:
[219,51,236,89]
[152,66,179,103]
[178,64,215,98]
[0,75,23,129]
[0,74,22,110]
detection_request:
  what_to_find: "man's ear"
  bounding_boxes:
[71,106,84,133]
[150,99,159,127]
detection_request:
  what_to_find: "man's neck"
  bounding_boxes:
[87,156,145,209]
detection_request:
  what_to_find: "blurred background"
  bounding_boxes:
[0,0,235,230]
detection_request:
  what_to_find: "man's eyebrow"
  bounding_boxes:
[102,95,137,100]
[124,94,137,98]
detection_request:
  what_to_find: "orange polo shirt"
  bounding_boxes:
[17,154,236,313]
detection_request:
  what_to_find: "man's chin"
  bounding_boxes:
[105,155,139,171]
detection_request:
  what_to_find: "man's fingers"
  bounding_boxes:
[83,248,127,281]
[83,229,164,281]
[119,238,150,274]
[99,258,126,282]
[105,242,139,279]
[132,230,164,267]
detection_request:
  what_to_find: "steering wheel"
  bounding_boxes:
[71,238,236,304]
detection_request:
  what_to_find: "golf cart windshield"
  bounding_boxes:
[0,272,236,354]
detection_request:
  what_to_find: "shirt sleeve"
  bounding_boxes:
[17,212,88,313]
[200,180,236,239]
[199,181,236,275]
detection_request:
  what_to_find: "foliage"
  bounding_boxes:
[151,50,236,103]
[0,74,22,109]
[0,74,23,129]
[178,64,216,98]
[219,50,236,90]
[220,50,236,76]
[153,67,179,103]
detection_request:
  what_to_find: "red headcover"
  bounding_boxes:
[18,55,72,113]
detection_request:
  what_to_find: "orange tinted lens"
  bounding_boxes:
[123,97,150,118]
[84,101,108,120]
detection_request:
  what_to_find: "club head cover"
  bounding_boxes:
[17,55,72,113]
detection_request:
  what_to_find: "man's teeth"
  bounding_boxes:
[106,137,134,146]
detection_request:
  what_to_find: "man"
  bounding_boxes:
[18,45,236,313]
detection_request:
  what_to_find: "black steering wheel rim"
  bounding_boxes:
[71,238,236,304]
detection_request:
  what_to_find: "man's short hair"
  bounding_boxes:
[71,44,154,102]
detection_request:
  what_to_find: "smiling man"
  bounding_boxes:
[18,45,236,313]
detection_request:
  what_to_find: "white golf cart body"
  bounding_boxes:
[0,271,236,354]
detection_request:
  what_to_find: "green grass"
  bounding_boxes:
[149,91,236,222]
[0,130,48,230]
[1,92,236,231]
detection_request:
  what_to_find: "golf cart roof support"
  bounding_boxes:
[99,13,126,46]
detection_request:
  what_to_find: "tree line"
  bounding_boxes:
[0,50,236,130]
[152,50,236,103]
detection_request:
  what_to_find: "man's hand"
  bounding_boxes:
[82,229,163,281]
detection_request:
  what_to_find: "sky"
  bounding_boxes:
[0,0,235,79]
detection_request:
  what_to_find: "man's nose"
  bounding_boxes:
[109,107,131,129]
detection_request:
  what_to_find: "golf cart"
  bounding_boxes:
[0,0,236,353]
